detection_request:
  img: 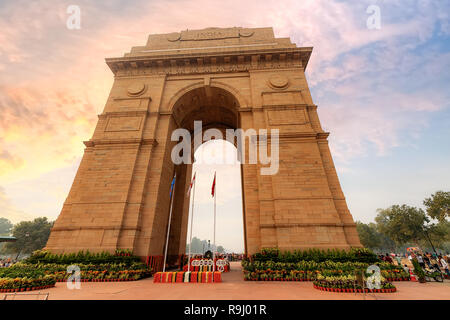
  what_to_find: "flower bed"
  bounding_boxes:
[114,249,133,257]
[241,248,404,294]
[251,248,379,264]
[52,269,150,282]
[25,249,141,265]
[313,283,396,293]
[0,250,153,289]
[243,270,319,281]
[242,260,409,282]
[313,274,397,293]
[0,275,56,292]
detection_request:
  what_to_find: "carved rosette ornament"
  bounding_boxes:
[268,75,289,90]
[167,32,181,42]
[127,82,146,96]
[238,29,254,37]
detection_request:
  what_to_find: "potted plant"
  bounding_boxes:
[411,258,426,283]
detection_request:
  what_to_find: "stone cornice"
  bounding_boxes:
[98,110,149,119]
[262,132,330,141]
[83,138,158,148]
[105,47,312,77]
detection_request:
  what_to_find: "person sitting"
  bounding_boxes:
[423,253,432,268]
[384,253,393,263]
[402,264,410,274]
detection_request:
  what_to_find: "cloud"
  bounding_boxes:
[0,186,35,224]
[0,85,97,183]
[0,0,448,183]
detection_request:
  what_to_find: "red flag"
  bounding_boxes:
[187,172,196,196]
[211,172,216,197]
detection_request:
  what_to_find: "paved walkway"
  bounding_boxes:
[3,262,450,300]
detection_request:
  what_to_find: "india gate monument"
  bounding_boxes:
[45,27,362,269]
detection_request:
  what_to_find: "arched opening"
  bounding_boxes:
[185,140,244,256]
[162,85,247,268]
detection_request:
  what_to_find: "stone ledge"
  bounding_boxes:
[83,138,158,147]
[260,222,357,228]
[51,226,141,232]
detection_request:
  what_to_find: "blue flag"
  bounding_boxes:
[169,174,176,197]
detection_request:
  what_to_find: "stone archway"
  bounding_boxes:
[45,27,361,270]
[157,84,245,267]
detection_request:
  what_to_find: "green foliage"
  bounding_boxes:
[375,205,429,245]
[3,217,53,255]
[423,191,450,222]
[421,220,450,248]
[241,247,409,283]
[0,251,152,285]
[25,249,141,266]
[0,263,49,279]
[251,247,378,264]
[0,217,13,236]
[356,221,396,251]
[411,258,425,281]
[242,259,408,282]
[0,275,56,290]
[0,263,57,290]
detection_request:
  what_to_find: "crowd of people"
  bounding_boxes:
[0,258,15,268]
[223,253,244,261]
[186,253,245,261]
[378,252,450,276]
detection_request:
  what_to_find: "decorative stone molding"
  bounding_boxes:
[83,138,158,147]
[106,48,312,77]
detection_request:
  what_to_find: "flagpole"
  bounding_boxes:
[187,174,196,272]
[163,175,176,273]
[213,172,216,273]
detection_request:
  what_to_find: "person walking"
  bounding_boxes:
[417,254,425,268]
[438,255,449,276]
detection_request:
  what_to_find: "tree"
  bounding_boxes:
[0,217,13,236]
[4,217,53,257]
[356,221,396,251]
[423,191,449,222]
[420,220,450,249]
[216,245,225,253]
[375,205,429,246]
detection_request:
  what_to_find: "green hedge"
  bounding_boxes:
[0,250,153,287]
[25,249,142,266]
[250,248,379,264]
[0,266,57,290]
[0,275,56,290]
[0,264,48,279]
[242,248,407,283]
[313,276,395,290]
[242,260,408,281]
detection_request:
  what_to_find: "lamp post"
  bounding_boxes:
[15,232,29,261]
[423,226,438,256]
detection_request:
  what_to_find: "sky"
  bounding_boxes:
[0,0,449,252]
